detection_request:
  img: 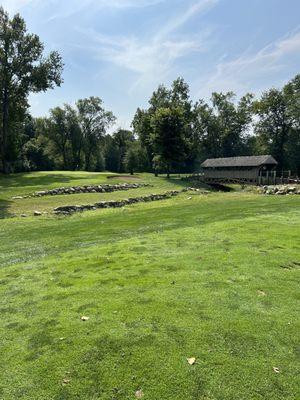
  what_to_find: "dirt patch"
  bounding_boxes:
[107,175,142,180]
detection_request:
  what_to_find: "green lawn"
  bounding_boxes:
[0,171,192,217]
[0,171,299,400]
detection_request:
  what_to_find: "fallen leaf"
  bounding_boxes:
[187,357,196,365]
[257,290,266,296]
[273,367,280,373]
[80,316,89,321]
[135,389,144,398]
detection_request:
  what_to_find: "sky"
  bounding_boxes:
[2,0,300,130]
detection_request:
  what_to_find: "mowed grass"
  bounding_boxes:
[0,172,299,400]
[0,171,191,217]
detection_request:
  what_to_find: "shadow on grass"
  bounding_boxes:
[207,183,235,192]
[164,176,236,192]
[0,199,14,219]
[0,172,95,189]
[163,175,212,190]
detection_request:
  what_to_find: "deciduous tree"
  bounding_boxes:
[151,107,188,178]
[0,7,63,172]
[77,97,115,170]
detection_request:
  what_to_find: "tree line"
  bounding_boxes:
[1,8,299,175]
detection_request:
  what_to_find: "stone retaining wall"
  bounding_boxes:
[33,183,151,197]
[53,189,188,215]
[261,185,300,195]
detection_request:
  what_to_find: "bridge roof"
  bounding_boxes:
[201,155,278,168]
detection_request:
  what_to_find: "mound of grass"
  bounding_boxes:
[0,171,299,399]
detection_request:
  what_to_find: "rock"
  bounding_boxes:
[32,183,152,197]
[12,196,23,199]
[53,189,186,215]
[21,214,27,217]
[34,211,42,216]
[261,185,300,196]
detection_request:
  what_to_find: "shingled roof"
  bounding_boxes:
[201,155,278,168]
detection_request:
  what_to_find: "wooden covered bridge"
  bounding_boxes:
[201,155,278,185]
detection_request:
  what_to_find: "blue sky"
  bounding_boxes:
[2,0,300,130]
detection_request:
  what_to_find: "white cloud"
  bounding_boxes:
[79,0,217,92]
[156,0,218,39]
[197,29,300,99]
[1,0,166,19]
[46,0,166,22]
[93,32,201,74]
[97,0,165,8]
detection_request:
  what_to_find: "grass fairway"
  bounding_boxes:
[0,171,299,399]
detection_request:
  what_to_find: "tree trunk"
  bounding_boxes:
[166,164,170,179]
[0,34,10,174]
[1,86,9,173]
[85,146,92,171]
[62,145,67,170]
[77,139,83,170]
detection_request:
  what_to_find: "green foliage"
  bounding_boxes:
[151,107,188,177]
[33,98,115,171]
[253,88,290,168]
[132,108,153,169]
[132,78,194,175]
[95,150,106,172]
[77,96,116,170]
[124,141,146,174]
[132,75,299,174]
[103,134,121,172]
[112,129,135,172]
[0,7,63,173]
[193,92,254,160]
[253,76,300,172]
[132,78,255,175]
[102,129,135,173]
[22,138,54,171]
